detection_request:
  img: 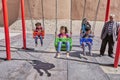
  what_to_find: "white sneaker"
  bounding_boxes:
[67,53,70,58]
[55,53,60,58]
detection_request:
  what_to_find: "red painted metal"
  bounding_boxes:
[114,29,120,68]
[21,0,26,49]
[2,0,11,60]
[105,0,110,22]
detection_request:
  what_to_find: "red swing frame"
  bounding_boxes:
[2,0,27,60]
[104,0,120,68]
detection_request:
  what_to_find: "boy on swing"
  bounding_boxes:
[33,22,44,47]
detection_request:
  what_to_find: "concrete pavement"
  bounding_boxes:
[0,34,119,80]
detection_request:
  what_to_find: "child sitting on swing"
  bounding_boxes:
[34,22,44,47]
[55,26,71,58]
[81,27,94,56]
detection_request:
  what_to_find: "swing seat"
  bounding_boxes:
[54,38,72,51]
[80,38,93,46]
[33,30,45,39]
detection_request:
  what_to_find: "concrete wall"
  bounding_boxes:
[1,0,120,26]
[20,0,120,21]
[0,0,20,26]
[18,0,71,19]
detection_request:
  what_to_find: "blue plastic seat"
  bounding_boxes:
[80,38,93,46]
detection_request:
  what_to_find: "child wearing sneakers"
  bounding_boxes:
[34,22,44,47]
[55,26,71,58]
[81,27,94,56]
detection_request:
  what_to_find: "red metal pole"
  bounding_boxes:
[21,0,26,49]
[114,30,120,68]
[2,0,11,60]
[105,0,110,22]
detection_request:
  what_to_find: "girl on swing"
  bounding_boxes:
[55,26,72,58]
[33,22,44,47]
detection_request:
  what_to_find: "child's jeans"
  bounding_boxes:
[35,36,43,45]
[57,42,70,53]
[82,42,92,55]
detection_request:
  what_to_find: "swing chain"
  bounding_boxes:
[80,0,101,34]
[55,0,72,37]
[80,0,87,34]
[27,0,45,31]
[27,0,34,31]
[41,0,45,29]
[55,0,58,37]
[92,0,101,33]
[70,0,72,37]
[82,0,87,19]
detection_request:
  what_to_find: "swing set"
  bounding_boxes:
[27,0,45,39]
[54,0,72,51]
[80,0,100,47]
[1,0,120,68]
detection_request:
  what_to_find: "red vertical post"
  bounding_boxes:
[105,0,110,22]
[2,0,11,60]
[21,0,26,49]
[114,30,120,68]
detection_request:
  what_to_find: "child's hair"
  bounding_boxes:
[60,26,68,34]
[82,18,87,24]
[85,26,91,31]
[35,22,41,26]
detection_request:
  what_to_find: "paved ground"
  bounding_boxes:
[0,33,120,80]
[0,28,20,40]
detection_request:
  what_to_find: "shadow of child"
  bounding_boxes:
[30,60,55,77]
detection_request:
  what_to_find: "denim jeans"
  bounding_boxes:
[57,41,70,53]
[35,36,43,45]
[82,42,92,55]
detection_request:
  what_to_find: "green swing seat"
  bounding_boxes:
[54,38,72,51]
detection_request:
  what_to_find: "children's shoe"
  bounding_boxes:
[54,53,60,58]
[67,53,70,58]
[57,54,60,58]
[83,52,86,56]
[89,52,92,56]
[35,44,38,47]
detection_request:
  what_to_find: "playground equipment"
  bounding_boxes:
[1,0,120,68]
[54,0,72,51]
[80,0,100,47]
[2,0,11,60]
[80,38,93,47]
[21,0,26,49]
[27,0,45,39]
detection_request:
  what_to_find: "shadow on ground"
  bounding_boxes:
[0,45,56,54]
[57,57,116,67]
[30,60,55,77]
[55,51,118,68]
[0,58,55,77]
